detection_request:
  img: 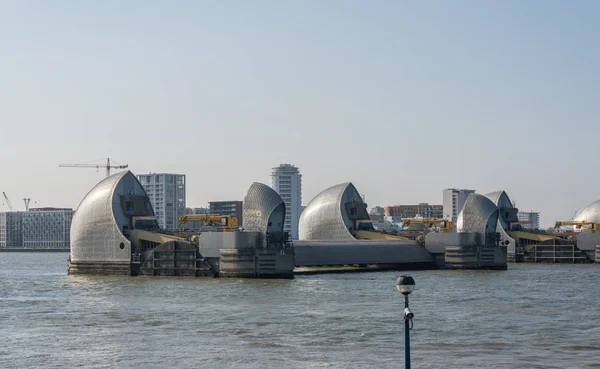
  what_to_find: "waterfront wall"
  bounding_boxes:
[219,248,294,278]
[293,240,434,267]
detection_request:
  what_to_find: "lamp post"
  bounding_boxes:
[396,275,415,369]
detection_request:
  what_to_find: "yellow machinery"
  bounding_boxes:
[351,230,410,241]
[178,214,239,230]
[554,220,600,231]
[507,230,556,253]
[401,218,454,232]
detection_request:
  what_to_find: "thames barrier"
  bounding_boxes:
[67,171,519,277]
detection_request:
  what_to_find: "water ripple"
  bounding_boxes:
[1,254,600,368]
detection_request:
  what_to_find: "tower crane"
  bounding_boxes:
[59,158,128,177]
[2,192,14,211]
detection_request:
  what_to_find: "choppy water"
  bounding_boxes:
[1,253,599,368]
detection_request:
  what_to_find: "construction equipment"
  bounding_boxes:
[554,220,600,232]
[2,192,14,211]
[401,218,454,232]
[351,229,410,241]
[59,158,128,177]
[178,214,239,231]
[23,198,31,212]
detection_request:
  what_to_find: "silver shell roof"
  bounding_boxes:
[457,193,499,241]
[573,199,600,224]
[299,182,369,241]
[484,190,519,229]
[485,191,511,208]
[242,182,285,234]
[70,171,152,263]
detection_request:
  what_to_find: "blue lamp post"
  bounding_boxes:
[396,275,415,369]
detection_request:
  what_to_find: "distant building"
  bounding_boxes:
[383,215,403,224]
[517,211,540,230]
[369,214,384,222]
[137,173,186,229]
[0,212,23,248]
[22,208,73,249]
[184,207,210,215]
[369,206,385,221]
[271,164,302,240]
[0,208,73,249]
[384,203,443,219]
[443,188,475,222]
[209,201,243,226]
[369,206,385,216]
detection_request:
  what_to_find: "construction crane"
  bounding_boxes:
[178,214,239,231]
[59,158,128,177]
[554,220,600,232]
[2,192,14,211]
[402,218,454,232]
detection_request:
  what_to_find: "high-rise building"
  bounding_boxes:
[209,201,243,226]
[443,188,476,222]
[517,211,540,230]
[270,164,302,239]
[137,173,186,229]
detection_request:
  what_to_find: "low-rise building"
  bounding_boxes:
[0,208,73,249]
[384,203,443,219]
[369,206,385,216]
[22,208,73,249]
[0,212,23,248]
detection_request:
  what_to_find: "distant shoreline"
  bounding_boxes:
[0,249,69,252]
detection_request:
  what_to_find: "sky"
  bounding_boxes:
[0,0,599,227]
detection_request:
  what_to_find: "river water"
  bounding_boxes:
[1,253,599,368]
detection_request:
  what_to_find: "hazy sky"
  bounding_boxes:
[1,1,598,227]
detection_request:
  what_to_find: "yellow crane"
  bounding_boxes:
[401,218,454,232]
[178,214,239,230]
[554,220,600,231]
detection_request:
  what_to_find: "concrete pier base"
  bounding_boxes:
[445,245,507,270]
[68,261,132,275]
[219,248,295,279]
[138,241,214,277]
[425,232,507,270]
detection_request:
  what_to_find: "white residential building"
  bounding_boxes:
[443,188,476,222]
[137,173,186,229]
[270,164,302,239]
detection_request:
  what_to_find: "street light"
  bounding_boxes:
[396,275,415,369]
